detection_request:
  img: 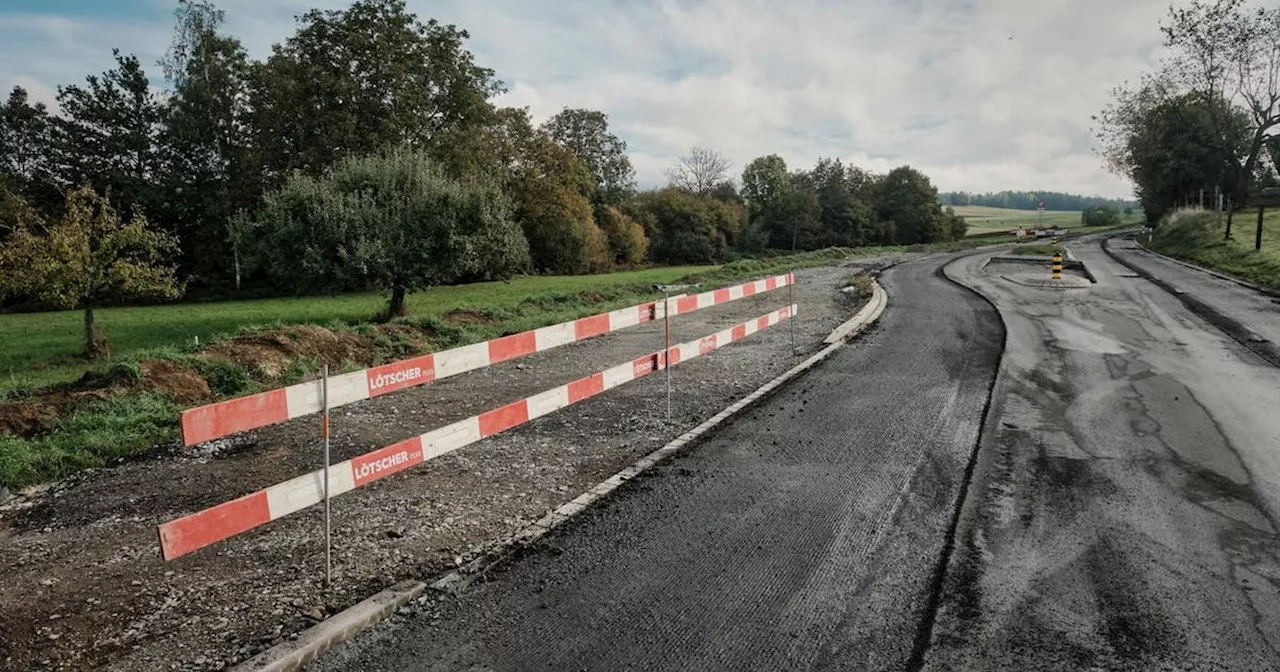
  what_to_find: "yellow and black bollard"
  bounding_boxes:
[1051,253,1063,280]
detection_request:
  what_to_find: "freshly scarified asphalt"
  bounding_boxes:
[927,238,1280,671]
[312,254,1003,672]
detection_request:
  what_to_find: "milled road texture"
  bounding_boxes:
[928,239,1280,671]
[312,254,1003,672]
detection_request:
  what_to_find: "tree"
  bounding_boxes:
[631,188,740,263]
[1097,88,1250,222]
[875,166,950,244]
[0,187,182,358]
[741,154,792,249]
[596,205,649,266]
[0,87,54,187]
[1110,0,1280,238]
[666,146,732,195]
[53,51,165,220]
[248,0,503,184]
[157,0,257,290]
[243,149,529,319]
[541,108,636,206]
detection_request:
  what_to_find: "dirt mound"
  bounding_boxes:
[444,309,497,325]
[140,360,212,404]
[0,401,59,437]
[201,325,371,380]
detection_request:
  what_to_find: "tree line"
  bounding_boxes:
[939,191,1138,212]
[0,0,966,354]
[1095,0,1280,240]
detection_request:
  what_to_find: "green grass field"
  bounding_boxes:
[0,265,711,394]
[1147,208,1280,289]
[953,205,1145,237]
[953,205,1084,236]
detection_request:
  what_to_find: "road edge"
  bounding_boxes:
[232,281,889,672]
[905,252,1012,670]
[1102,236,1280,368]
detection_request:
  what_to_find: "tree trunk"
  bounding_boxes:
[1226,199,1235,240]
[1257,206,1266,252]
[387,285,407,319]
[84,304,100,360]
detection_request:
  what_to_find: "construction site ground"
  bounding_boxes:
[0,255,906,671]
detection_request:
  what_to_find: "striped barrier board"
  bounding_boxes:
[179,273,795,446]
[158,304,797,560]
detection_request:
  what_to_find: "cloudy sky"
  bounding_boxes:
[0,0,1173,198]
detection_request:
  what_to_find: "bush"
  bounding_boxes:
[1082,206,1123,227]
[630,188,741,264]
[596,206,649,266]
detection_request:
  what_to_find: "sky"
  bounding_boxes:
[0,0,1175,199]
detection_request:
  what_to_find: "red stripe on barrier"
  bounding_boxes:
[351,436,424,487]
[714,288,731,304]
[479,400,529,437]
[632,354,659,378]
[732,324,747,341]
[180,390,289,446]
[668,348,682,366]
[158,492,271,560]
[488,332,537,364]
[568,373,605,403]
[757,315,770,330]
[698,335,717,356]
[766,277,778,291]
[743,283,757,297]
[781,306,791,319]
[574,314,610,340]
[640,303,658,322]
[677,296,698,314]
[366,355,436,398]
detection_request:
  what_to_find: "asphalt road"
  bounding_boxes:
[927,238,1280,670]
[312,254,1003,672]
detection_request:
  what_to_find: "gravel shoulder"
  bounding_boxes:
[0,256,907,672]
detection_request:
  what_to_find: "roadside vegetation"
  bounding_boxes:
[1147,208,1280,289]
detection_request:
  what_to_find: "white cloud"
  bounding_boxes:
[0,0,1176,198]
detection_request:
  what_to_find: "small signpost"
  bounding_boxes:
[1245,188,1280,251]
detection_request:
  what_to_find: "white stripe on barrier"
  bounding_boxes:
[534,322,577,351]
[421,417,483,461]
[435,342,490,379]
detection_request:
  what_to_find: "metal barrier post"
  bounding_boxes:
[664,288,672,424]
[322,365,332,587]
[1051,253,1063,280]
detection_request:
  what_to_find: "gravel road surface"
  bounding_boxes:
[927,238,1280,670]
[312,254,1003,671]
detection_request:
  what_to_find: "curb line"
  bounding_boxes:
[232,282,889,672]
[234,580,425,671]
[1102,237,1280,368]
[906,251,1012,669]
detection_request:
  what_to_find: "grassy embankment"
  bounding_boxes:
[2,246,946,488]
[1146,208,1280,289]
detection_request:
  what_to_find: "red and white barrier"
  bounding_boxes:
[179,273,795,446]
[158,304,797,560]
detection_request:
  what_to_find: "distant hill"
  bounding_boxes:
[939,190,1138,212]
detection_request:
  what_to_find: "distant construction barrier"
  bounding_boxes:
[179,274,795,446]
[159,303,798,560]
